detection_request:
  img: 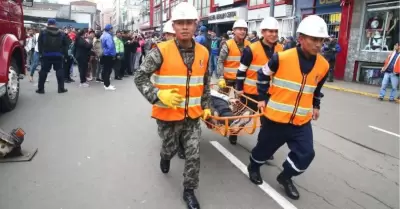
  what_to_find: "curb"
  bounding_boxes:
[323,84,400,103]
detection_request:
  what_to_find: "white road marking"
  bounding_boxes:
[210,141,298,209]
[368,126,400,138]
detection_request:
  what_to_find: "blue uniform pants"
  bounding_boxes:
[38,57,64,91]
[250,116,315,178]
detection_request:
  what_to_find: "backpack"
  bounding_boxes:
[41,30,63,54]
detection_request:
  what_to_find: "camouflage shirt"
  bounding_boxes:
[134,39,211,110]
[217,40,246,79]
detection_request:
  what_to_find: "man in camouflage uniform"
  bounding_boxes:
[134,2,210,209]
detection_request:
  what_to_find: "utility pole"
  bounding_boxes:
[269,0,275,17]
[160,0,163,34]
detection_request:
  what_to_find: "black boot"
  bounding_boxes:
[160,159,170,173]
[178,146,185,159]
[277,172,300,200]
[36,89,45,94]
[183,189,200,209]
[247,164,263,185]
[229,135,237,145]
[58,88,68,94]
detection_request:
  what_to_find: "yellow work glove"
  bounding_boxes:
[218,78,226,88]
[202,109,212,120]
[157,88,184,109]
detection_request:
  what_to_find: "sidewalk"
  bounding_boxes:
[323,80,400,102]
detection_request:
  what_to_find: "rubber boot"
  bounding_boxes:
[277,172,300,200]
[183,189,200,209]
[160,159,170,173]
[247,164,262,185]
[229,135,237,145]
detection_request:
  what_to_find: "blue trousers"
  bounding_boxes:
[250,117,315,178]
[379,72,399,100]
[209,54,219,78]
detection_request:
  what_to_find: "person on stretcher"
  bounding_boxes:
[208,89,251,127]
[178,89,252,159]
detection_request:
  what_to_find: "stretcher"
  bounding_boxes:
[202,85,263,137]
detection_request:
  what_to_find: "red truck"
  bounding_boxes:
[0,0,33,112]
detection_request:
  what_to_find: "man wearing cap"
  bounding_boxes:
[134,2,210,208]
[322,34,341,82]
[195,25,209,49]
[247,15,330,200]
[216,19,250,145]
[100,24,116,91]
[36,18,68,94]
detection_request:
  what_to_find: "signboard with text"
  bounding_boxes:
[315,0,341,14]
[208,7,247,24]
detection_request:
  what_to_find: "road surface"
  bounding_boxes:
[0,73,398,209]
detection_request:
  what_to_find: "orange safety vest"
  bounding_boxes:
[223,39,251,80]
[265,48,329,126]
[383,51,400,74]
[152,40,209,121]
[244,42,283,95]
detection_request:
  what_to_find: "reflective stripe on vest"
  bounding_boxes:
[223,39,250,80]
[155,97,202,108]
[153,75,204,86]
[152,40,209,121]
[271,77,316,94]
[244,41,283,95]
[265,48,329,126]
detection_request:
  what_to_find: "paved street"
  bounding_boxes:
[0,72,398,209]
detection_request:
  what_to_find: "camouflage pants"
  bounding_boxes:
[156,118,201,189]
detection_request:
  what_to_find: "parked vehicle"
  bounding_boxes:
[0,0,33,112]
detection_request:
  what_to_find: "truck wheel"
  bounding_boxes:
[0,58,20,112]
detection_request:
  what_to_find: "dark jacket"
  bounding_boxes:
[38,26,67,57]
[74,35,93,60]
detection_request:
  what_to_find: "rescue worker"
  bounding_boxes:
[247,15,330,200]
[163,20,175,41]
[36,18,68,94]
[236,17,283,110]
[161,19,186,160]
[217,19,250,145]
[134,2,210,209]
[236,17,283,153]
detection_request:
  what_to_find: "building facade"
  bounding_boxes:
[247,0,294,38]
[70,0,99,29]
[139,0,294,37]
[24,1,98,29]
[345,0,399,85]
[101,8,114,29]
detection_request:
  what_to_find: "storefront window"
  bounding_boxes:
[316,13,341,38]
[361,1,400,52]
[357,62,385,86]
[249,0,264,7]
[201,0,209,17]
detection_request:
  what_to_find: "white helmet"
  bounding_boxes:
[260,17,279,30]
[171,2,198,21]
[297,15,329,38]
[233,19,248,29]
[163,20,175,34]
